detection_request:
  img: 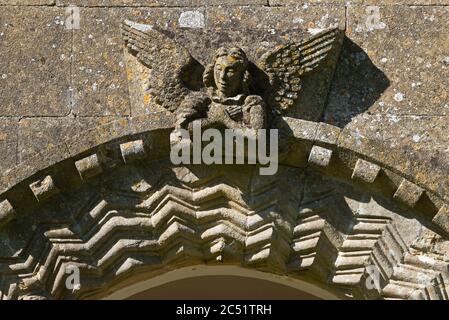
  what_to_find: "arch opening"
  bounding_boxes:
[102,266,338,300]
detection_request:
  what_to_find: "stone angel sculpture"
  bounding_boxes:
[121,20,341,130]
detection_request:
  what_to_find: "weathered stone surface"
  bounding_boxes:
[73,7,196,116]
[0,142,70,194]
[0,119,17,172]
[75,153,102,180]
[0,199,14,229]
[0,7,71,116]
[270,0,449,4]
[66,117,132,156]
[308,145,333,167]
[202,5,345,121]
[280,118,318,142]
[393,179,424,207]
[18,117,119,162]
[29,175,59,202]
[0,0,448,301]
[270,0,351,4]
[0,0,54,4]
[351,158,381,183]
[433,205,449,235]
[324,5,449,125]
[120,139,146,163]
[72,8,132,116]
[206,4,345,32]
[315,122,341,145]
[56,0,267,6]
[361,0,449,4]
[338,115,449,202]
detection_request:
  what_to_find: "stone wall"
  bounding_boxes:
[0,0,448,300]
[0,0,448,199]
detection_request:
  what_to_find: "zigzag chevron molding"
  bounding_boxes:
[0,153,448,300]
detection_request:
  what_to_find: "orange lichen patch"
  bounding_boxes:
[98,117,114,126]
[126,68,134,81]
[143,93,152,105]
[217,14,226,23]
[234,8,243,20]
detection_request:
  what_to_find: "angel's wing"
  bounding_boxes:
[258,28,342,113]
[121,20,204,112]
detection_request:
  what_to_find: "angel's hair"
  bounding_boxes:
[203,47,252,94]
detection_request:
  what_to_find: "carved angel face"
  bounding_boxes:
[213,48,247,98]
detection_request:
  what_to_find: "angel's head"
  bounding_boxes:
[204,47,251,98]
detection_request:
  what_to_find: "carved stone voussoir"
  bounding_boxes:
[0,199,14,228]
[351,158,381,184]
[308,145,333,168]
[0,163,445,300]
[29,175,59,202]
[433,205,449,235]
[393,179,424,208]
[120,139,146,164]
[75,154,103,181]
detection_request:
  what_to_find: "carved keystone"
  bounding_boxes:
[308,145,333,168]
[393,179,424,207]
[75,154,102,181]
[29,175,59,202]
[351,159,381,183]
[120,140,146,164]
[432,205,449,235]
[0,199,14,228]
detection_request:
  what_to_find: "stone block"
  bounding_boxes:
[0,7,71,116]
[432,205,449,235]
[18,117,120,163]
[0,0,55,4]
[393,179,424,207]
[308,145,333,167]
[315,122,341,145]
[72,8,132,116]
[351,158,381,183]
[29,175,60,202]
[56,0,266,6]
[338,115,449,202]
[0,119,18,172]
[120,139,146,163]
[75,154,103,180]
[0,199,14,229]
[324,5,449,126]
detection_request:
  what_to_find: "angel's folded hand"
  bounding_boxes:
[244,95,264,107]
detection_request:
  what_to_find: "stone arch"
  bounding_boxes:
[103,265,340,300]
[0,115,448,300]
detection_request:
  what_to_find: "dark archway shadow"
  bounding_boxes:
[320,37,390,128]
[126,275,321,300]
